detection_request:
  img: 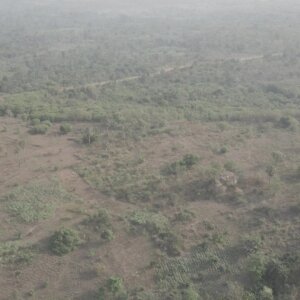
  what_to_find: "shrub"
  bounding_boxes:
[162,154,199,176]
[85,209,114,241]
[101,229,115,241]
[30,118,40,126]
[86,209,111,232]
[49,228,81,256]
[174,209,195,223]
[259,286,274,300]
[0,242,34,265]
[219,146,228,154]
[181,154,199,169]
[29,124,49,135]
[181,285,200,300]
[246,253,266,286]
[224,161,237,172]
[263,259,288,295]
[272,151,285,164]
[60,123,72,134]
[82,127,98,144]
[278,116,298,130]
[98,276,127,300]
[107,276,124,295]
[42,120,52,128]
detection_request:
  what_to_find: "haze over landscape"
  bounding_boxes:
[0,1,299,299]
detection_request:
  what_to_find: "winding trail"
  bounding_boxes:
[60,52,283,92]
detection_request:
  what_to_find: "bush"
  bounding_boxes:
[162,154,199,175]
[42,120,52,128]
[107,276,124,294]
[85,209,114,241]
[30,124,49,135]
[82,127,98,144]
[49,228,81,256]
[30,118,41,125]
[174,209,195,223]
[219,146,228,154]
[263,259,288,295]
[98,276,127,300]
[278,116,298,130]
[181,285,200,300]
[60,123,72,134]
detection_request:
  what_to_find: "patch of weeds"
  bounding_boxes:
[240,235,262,255]
[0,242,34,265]
[128,211,180,256]
[84,209,115,241]
[161,154,199,176]
[224,161,238,172]
[98,276,127,300]
[174,209,195,223]
[2,179,74,223]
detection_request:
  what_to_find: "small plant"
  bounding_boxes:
[60,123,72,134]
[49,228,81,256]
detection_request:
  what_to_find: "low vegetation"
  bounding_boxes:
[49,228,81,256]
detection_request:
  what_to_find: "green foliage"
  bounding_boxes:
[0,242,34,265]
[107,276,125,294]
[246,253,266,286]
[49,228,81,256]
[241,236,262,255]
[86,209,111,231]
[218,146,228,154]
[266,165,276,179]
[85,209,115,241]
[59,123,72,134]
[129,211,169,235]
[263,259,288,296]
[174,209,195,223]
[162,154,199,176]
[129,211,180,256]
[271,151,285,164]
[224,161,237,172]
[97,276,127,299]
[259,286,274,300]
[30,118,40,125]
[278,116,298,130]
[2,180,73,223]
[181,285,200,300]
[29,124,49,135]
[82,127,98,144]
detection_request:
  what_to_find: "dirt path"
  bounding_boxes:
[60,52,282,92]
